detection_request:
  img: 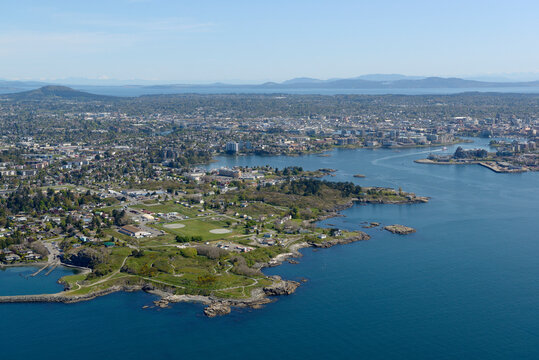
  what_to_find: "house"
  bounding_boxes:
[25,253,42,260]
[4,254,21,262]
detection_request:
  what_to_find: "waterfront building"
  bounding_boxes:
[226,142,239,154]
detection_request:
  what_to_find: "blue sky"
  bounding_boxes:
[1,0,539,83]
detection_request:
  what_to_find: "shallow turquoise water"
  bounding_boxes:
[1,139,538,359]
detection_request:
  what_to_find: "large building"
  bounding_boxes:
[226,142,239,154]
[218,168,242,178]
[118,225,151,238]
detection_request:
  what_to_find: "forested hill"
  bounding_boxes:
[1,86,113,101]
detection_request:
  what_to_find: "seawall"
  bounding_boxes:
[0,285,142,304]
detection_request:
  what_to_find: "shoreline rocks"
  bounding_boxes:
[309,233,370,248]
[204,302,232,317]
[359,196,429,204]
[263,280,300,296]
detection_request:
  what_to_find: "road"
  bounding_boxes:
[30,240,61,277]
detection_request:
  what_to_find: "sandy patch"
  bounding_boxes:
[164,223,186,229]
[209,228,232,234]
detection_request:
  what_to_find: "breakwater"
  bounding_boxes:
[0,286,140,304]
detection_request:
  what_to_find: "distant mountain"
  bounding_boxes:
[2,76,539,97]
[464,72,539,83]
[354,74,425,81]
[257,76,539,89]
[282,74,426,84]
[2,85,112,100]
[281,77,329,85]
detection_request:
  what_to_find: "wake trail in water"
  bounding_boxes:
[371,149,442,165]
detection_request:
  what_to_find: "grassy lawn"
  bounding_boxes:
[154,271,254,291]
[66,274,136,296]
[131,201,201,217]
[227,202,285,218]
[60,273,87,288]
[154,218,241,241]
[110,247,132,267]
[138,234,176,247]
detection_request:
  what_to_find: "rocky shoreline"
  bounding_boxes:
[150,277,300,317]
[309,234,370,248]
[0,231,371,316]
[358,197,429,205]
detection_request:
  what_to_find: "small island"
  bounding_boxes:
[384,225,416,235]
[362,222,380,228]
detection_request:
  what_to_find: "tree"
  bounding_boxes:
[180,248,197,258]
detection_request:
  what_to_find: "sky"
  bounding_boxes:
[1,0,539,83]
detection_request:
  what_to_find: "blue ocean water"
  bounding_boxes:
[1,139,538,359]
[0,266,76,296]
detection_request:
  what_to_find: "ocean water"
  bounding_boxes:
[0,266,76,296]
[1,139,538,359]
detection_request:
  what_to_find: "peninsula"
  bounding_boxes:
[0,167,426,316]
[2,90,536,316]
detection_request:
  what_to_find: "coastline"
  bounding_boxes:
[0,232,369,314]
[214,139,468,160]
[0,193,417,312]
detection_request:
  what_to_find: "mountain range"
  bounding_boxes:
[2,75,539,97]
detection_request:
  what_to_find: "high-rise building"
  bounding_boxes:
[226,142,239,154]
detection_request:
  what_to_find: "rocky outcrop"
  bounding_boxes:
[153,299,170,308]
[204,302,232,317]
[309,233,370,248]
[384,224,416,235]
[263,280,300,296]
[62,247,108,268]
[360,196,429,204]
[362,222,380,228]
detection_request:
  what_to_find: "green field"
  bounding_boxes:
[227,202,286,218]
[131,201,201,217]
[155,218,242,241]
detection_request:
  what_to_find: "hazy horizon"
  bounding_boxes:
[3,72,539,86]
[2,0,539,82]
